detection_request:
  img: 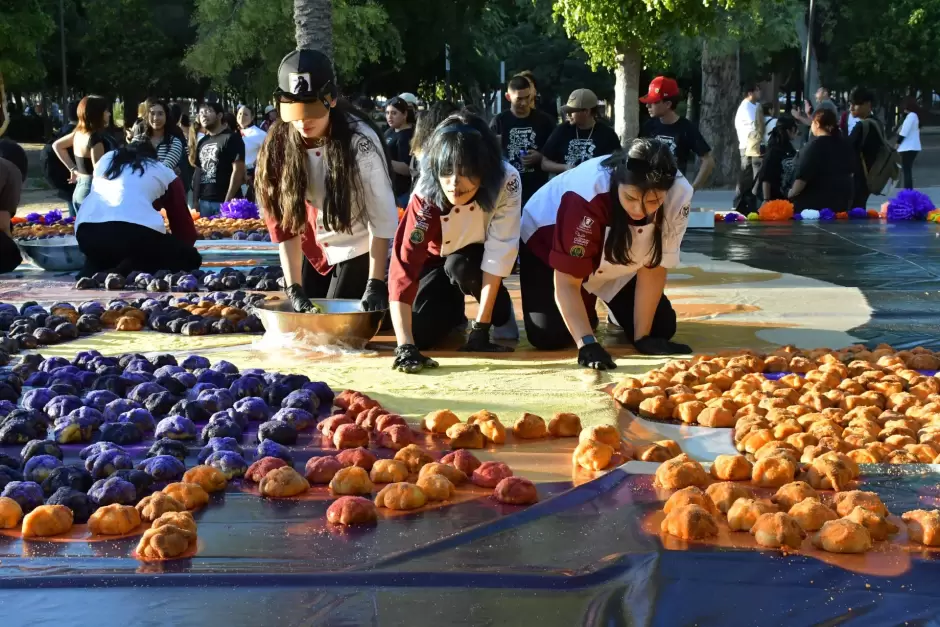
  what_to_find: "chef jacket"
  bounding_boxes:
[389,164,522,306]
[521,156,692,303]
[263,119,399,274]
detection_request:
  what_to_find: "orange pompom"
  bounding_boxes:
[836,212,848,220]
[758,200,795,222]
[868,209,881,219]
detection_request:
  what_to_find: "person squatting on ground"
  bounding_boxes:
[388,112,521,373]
[0,140,28,273]
[74,140,201,276]
[258,49,398,315]
[519,138,693,369]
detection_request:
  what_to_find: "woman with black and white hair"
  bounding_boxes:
[257,49,398,313]
[520,138,693,369]
[388,111,521,373]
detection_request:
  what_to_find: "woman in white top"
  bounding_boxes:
[896,96,921,190]
[520,139,693,370]
[258,49,397,314]
[388,112,521,373]
[237,105,266,201]
[75,140,200,277]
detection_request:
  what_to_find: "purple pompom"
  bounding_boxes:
[819,209,836,220]
[25,213,43,224]
[219,198,260,220]
[44,210,64,224]
[887,189,934,220]
[848,207,868,219]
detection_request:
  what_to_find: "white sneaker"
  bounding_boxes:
[492,300,520,341]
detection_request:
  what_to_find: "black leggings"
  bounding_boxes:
[901,151,918,190]
[301,252,370,300]
[519,243,677,350]
[0,231,22,274]
[410,243,513,350]
[76,222,202,276]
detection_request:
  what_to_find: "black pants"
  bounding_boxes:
[301,252,370,300]
[76,222,202,276]
[901,151,918,190]
[410,243,512,350]
[733,151,762,214]
[852,167,870,210]
[0,231,22,274]
[519,243,676,351]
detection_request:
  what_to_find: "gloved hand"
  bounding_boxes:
[633,335,692,356]
[578,343,617,370]
[393,344,439,374]
[459,321,514,353]
[285,283,320,314]
[360,279,389,312]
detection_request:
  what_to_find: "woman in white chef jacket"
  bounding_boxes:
[388,112,521,373]
[519,138,694,370]
[258,49,397,313]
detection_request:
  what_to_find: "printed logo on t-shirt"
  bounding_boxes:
[564,139,597,167]
[507,127,537,173]
[681,204,690,218]
[654,135,678,157]
[569,245,585,258]
[199,142,220,184]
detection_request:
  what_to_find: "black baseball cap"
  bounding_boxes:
[275,49,336,121]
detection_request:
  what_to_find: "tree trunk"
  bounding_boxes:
[294,0,334,62]
[613,46,641,145]
[700,41,740,189]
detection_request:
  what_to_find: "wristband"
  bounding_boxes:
[581,335,597,346]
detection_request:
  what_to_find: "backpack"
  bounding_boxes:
[39,141,72,191]
[859,119,900,195]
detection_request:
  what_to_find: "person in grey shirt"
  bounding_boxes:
[792,86,838,125]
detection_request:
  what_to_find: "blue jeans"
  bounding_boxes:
[198,200,222,217]
[72,175,92,214]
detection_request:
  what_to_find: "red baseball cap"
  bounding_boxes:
[639,77,680,104]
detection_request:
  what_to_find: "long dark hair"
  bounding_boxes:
[386,97,416,125]
[145,100,185,145]
[257,99,392,235]
[414,111,505,212]
[104,140,159,179]
[411,100,458,157]
[768,115,797,151]
[602,139,678,268]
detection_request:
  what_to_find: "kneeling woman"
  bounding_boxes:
[75,140,201,275]
[389,112,521,373]
[520,138,693,369]
[258,49,398,313]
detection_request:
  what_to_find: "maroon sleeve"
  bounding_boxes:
[263,202,296,244]
[158,178,198,246]
[549,191,607,279]
[388,196,441,306]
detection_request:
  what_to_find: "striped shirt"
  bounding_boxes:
[155,135,185,171]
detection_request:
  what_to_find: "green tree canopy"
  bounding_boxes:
[0,0,55,87]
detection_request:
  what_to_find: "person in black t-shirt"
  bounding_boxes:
[758,115,798,201]
[490,75,556,205]
[847,87,882,209]
[788,109,853,212]
[192,102,246,217]
[543,89,621,174]
[383,96,416,206]
[638,76,714,190]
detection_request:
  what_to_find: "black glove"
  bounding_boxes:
[578,343,617,370]
[285,283,318,314]
[633,335,692,356]
[459,321,514,353]
[360,279,389,312]
[393,344,439,374]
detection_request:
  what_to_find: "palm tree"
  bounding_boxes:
[294,0,334,61]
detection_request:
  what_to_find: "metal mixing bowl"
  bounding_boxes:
[17,235,86,271]
[254,299,385,347]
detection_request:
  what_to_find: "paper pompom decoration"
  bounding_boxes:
[848,207,867,219]
[758,200,794,222]
[800,210,820,221]
[819,209,835,220]
[867,209,881,219]
[928,209,940,223]
[836,212,848,220]
[747,212,759,221]
[885,189,934,221]
[219,199,260,220]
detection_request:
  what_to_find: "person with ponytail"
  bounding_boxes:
[388,112,521,373]
[520,138,693,369]
[74,140,200,276]
[257,49,398,314]
[758,114,799,201]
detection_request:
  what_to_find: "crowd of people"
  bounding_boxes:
[0,46,928,369]
[732,84,920,214]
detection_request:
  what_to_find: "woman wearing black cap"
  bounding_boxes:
[257,49,398,314]
[388,112,521,373]
[520,139,693,369]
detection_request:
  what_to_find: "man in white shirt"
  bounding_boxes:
[732,83,762,213]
